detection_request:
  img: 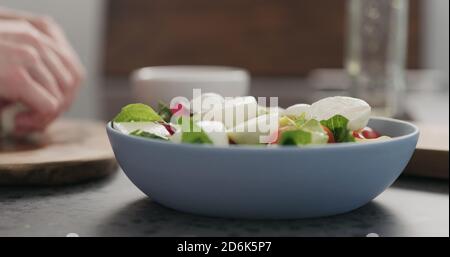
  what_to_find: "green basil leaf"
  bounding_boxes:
[157,101,172,123]
[320,115,355,142]
[180,118,213,144]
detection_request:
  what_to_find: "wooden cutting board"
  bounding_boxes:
[404,123,449,179]
[0,119,117,186]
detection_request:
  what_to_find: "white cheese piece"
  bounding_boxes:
[114,122,170,138]
[201,96,258,129]
[227,113,279,144]
[196,121,229,146]
[309,96,371,131]
[284,104,311,119]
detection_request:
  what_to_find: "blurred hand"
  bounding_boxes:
[0,7,85,136]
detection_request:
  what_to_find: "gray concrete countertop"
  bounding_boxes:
[0,170,448,237]
[2,74,448,237]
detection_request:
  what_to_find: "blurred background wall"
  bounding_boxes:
[0,0,448,119]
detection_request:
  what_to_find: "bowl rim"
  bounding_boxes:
[106,116,419,152]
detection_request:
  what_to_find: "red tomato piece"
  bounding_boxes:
[353,127,381,139]
[362,127,381,139]
[268,130,281,144]
[321,125,335,143]
[161,123,176,135]
[353,130,363,139]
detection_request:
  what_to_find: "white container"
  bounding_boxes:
[131,66,250,108]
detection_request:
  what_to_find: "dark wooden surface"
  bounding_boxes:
[103,0,420,77]
[0,120,117,186]
[404,124,449,179]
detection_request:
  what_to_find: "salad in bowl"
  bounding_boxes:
[111,94,390,147]
[106,94,419,219]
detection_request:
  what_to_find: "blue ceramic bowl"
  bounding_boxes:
[107,117,419,219]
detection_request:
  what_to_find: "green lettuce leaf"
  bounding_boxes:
[301,119,329,144]
[279,116,296,127]
[320,115,355,143]
[293,112,308,127]
[113,103,162,122]
[279,119,328,146]
[130,129,168,140]
[179,118,213,144]
[302,119,324,133]
[279,129,312,146]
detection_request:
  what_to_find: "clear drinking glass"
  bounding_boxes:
[346,0,409,117]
